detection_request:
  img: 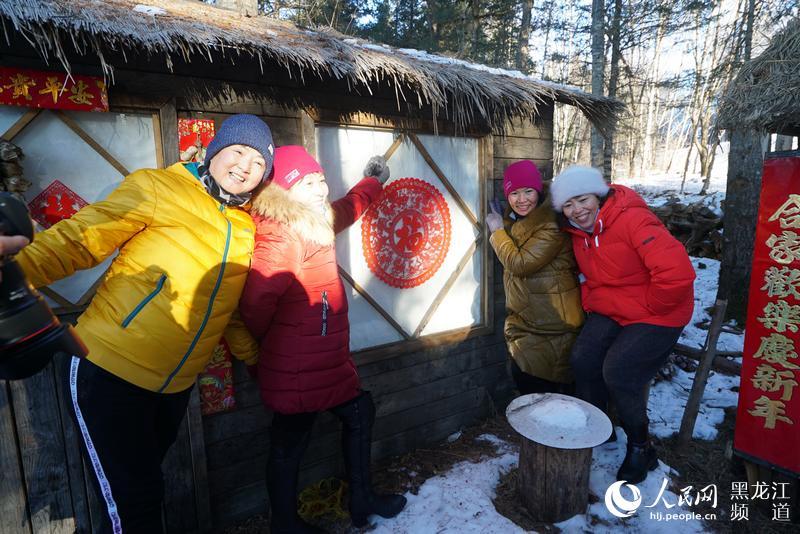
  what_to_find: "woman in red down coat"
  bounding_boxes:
[550,165,695,485]
[239,146,405,533]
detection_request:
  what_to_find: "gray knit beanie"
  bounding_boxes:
[204,114,274,182]
[550,165,610,212]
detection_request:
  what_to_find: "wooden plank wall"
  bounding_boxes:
[201,104,556,527]
[493,108,555,184]
[0,354,209,534]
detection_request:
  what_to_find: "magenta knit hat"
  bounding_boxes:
[503,160,543,198]
[270,145,324,190]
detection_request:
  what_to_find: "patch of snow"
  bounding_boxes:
[133,4,167,16]
[446,431,463,443]
[349,41,589,96]
[649,367,740,440]
[682,257,745,353]
[370,441,522,533]
[529,398,587,429]
[361,43,392,53]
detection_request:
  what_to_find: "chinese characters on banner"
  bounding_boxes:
[178,118,215,163]
[734,155,800,475]
[0,66,108,112]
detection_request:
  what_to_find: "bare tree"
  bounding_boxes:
[716,0,767,323]
[590,0,605,172]
[517,0,534,71]
[602,0,622,180]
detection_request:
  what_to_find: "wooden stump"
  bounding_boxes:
[517,435,593,522]
[506,393,610,523]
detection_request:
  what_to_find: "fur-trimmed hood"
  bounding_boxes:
[250,182,335,246]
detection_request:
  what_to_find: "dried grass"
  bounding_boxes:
[718,17,800,134]
[1,0,622,135]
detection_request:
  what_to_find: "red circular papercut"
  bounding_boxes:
[362,177,451,288]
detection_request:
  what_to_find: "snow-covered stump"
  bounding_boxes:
[506,393,611,522]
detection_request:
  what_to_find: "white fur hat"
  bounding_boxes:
[550,165,610,212]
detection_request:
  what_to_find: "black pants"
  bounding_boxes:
[509,358,573,396]
[267,392,372,525]
[569,313,682,434]
[64,356,192,534]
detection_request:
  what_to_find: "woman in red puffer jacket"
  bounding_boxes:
[551,165,695,486]
[239,146,406,533]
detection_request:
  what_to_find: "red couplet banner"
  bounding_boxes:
[0,66,108,112]
[734,153,800,475]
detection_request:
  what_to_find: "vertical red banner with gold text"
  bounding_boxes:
[734,154,800,475]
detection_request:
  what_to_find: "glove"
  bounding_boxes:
[486,212,503,233]
[364,155,390,184]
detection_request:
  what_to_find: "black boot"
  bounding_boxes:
[267,415,326,534]
[332,391,407,528]
[617,424,658,484]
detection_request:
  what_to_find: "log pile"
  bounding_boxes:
[652,200,723,259]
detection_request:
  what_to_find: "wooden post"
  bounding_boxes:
[518,437,593,522]
[677,299,727,450]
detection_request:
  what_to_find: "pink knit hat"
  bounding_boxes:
[270,145,324,190]
[503,160,543,198]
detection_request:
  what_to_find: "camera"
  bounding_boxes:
[0,193,87,380]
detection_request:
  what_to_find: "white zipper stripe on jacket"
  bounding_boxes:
[69,357,123,534]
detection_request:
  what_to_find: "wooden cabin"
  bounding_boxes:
[0,1,620,532]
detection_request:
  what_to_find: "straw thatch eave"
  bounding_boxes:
[1,0,623,135]
[717,17,800,136]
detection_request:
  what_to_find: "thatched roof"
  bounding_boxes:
[0,0,622,135]
[717,17,800,135]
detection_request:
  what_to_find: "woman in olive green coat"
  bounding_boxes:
[487,160,584,394]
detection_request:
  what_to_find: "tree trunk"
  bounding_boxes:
[540,3,553,78]
[743,0,756,61]
[518,437,592,522]
[603,0,622,180]
[716,0,763,323]
[717,129,766,323]
[590,0,605,170]
[516,0,534,71]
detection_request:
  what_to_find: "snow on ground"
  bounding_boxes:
[682,257,745,353]
[649,366,739,441]
[370,435,525,534]
[367,308,742,533]
[367,352,739,533]
[364,247,743,533]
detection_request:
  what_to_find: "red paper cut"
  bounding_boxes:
[361,177,451,288]
[27,180,88,229]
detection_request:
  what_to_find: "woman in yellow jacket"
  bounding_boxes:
[487,160,584,394]
[14,114,273,534]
